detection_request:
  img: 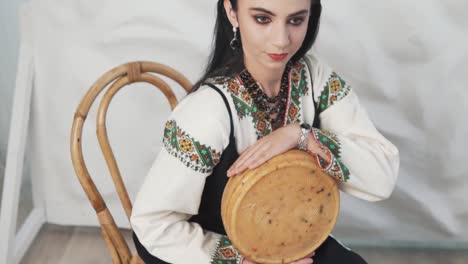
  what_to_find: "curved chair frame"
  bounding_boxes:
[70,61,192,263]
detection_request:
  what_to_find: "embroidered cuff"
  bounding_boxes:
[310,128,350,182]
[210,236,243,264]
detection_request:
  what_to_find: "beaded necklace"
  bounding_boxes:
[239,62,292,130]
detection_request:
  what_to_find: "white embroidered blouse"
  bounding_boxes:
[130,54,400,263]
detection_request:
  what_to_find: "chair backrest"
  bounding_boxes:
[70,61,192,264]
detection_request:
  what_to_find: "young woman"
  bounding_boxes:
[130,0,399,263]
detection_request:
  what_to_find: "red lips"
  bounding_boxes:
[268,53,288,61]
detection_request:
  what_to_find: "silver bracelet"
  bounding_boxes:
[298,123,311,151]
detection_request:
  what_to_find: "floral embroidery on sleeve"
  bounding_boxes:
[210,236,243,264]
[310,128,350,182]
[163,120,221,173]
[317,72,351,113]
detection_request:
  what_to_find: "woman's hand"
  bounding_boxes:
[289,251,315,264]
[241,252,315,264]
[227,123,301,177]
[241,258,256,264]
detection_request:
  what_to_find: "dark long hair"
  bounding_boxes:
[191,0,322,92]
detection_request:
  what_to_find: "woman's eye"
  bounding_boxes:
[254,16,271,24]
[289,17,305,25]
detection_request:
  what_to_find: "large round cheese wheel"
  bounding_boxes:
[221,150,340,264]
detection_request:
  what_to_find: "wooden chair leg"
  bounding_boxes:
[101,226,122,264]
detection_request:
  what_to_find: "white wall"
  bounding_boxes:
[0,0,28,197]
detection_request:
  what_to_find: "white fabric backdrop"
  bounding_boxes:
[18,0,468,244]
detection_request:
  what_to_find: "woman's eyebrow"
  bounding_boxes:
[249,8,309,17]
[287,10,309,17]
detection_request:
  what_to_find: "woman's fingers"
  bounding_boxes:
[243,257,313,264]
[289,251,315,264]
[235,143,271,171]
[291,259,313,264]
[228,141,267,176]
[246,146,273,169]
[231,143,258,169]
[290,257,314,264]
[232,141,273,176]
[241,258,256,264]
[303,251,315,258]
[228,125,296,177]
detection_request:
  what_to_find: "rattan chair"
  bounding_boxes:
[70,61,192,264]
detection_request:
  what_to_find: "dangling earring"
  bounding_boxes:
[230,26,239,50]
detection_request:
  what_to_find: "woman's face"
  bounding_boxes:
[225,0,311,71]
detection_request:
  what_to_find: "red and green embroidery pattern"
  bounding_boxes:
[210,236,243,264]
[286,60,309,124]
[163,120,221,173]
[224,76,273,139]
[317,72,351,113]
[216,60,308,139]
[311,128,350,182]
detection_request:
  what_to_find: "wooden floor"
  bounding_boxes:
[20,224,468,264]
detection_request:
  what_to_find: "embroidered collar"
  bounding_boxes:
[237,61,293,130]
[212,58,309,139]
